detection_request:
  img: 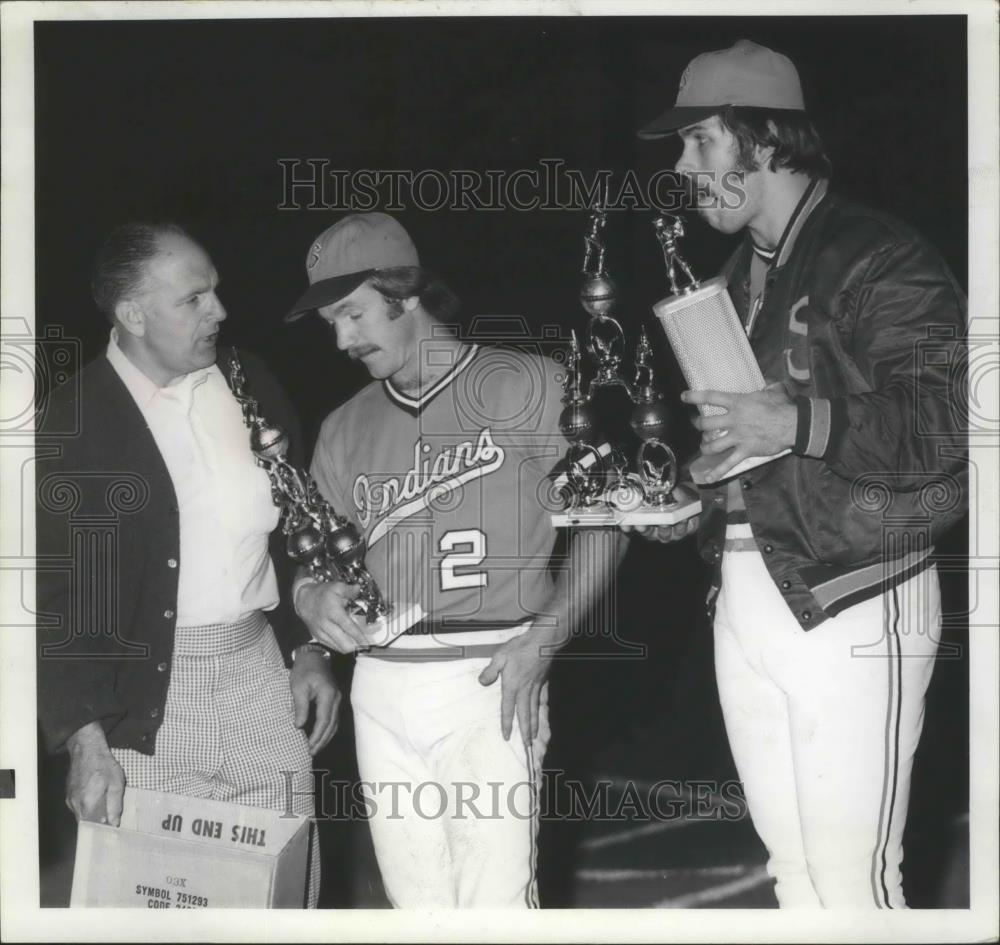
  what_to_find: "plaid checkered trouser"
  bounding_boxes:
[112,611,320,908]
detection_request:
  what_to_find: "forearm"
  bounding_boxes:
[37,492,125,749]
[292,566,319,612]
[36,624,124,753]
[806,241,968,486]
[794,375,966,486]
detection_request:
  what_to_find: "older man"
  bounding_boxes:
[36,223,339,907]
[633,40,967,908]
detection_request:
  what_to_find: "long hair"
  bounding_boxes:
[719,105,832,179]
[369,266,463,325]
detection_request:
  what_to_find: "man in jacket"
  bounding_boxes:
[633,40,967,907]
[36,222,340,906]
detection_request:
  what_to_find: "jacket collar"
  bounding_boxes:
[771,176,829,269]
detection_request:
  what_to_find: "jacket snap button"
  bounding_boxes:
[781,580,791,590]
[764,544,774,554]
[157,662,168,672]
[163,609,174,619]
[167,558,178,568]
[802,610,812,621]
[741,479,752,490]
[150,707,159,718]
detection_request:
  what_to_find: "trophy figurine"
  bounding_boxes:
[551,203,700,528]
[580,205,627,390]
[227,349,422,647]
[651,213,790,483]
[626,329,681,510]
[557,332,609,509]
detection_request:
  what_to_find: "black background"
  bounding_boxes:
[34,14,970,908]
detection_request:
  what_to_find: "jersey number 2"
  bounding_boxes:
[439,529,488,591]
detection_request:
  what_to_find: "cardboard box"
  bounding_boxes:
[70,787,310,908]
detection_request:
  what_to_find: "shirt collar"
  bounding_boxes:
[106,327,213,412]
[383,343,479,414]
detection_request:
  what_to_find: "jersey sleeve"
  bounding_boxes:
[309,411,361,529]
[527,353,574,479]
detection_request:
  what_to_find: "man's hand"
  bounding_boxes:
[290,650,341,755]
[294,580,370,653]
[621,513,700,543]
[65,721,125,826]
[478,628,557,745]
[681,385,797,483]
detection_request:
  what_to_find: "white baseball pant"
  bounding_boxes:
[351,649,550,908]
[714,542,940,908]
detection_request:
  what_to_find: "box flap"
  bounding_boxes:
[122,787,306,855]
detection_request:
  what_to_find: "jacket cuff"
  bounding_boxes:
[793,397,847,459]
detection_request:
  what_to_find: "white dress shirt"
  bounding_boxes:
[106,331,280,626]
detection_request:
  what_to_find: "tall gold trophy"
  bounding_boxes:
[228,350,422,647]
[551,204,700,528]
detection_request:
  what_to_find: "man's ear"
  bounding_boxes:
[401,295,420,313]
[754,121,779,170]
[115,298,146,338]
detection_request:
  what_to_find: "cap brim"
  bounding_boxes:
[637,105,727,140]
[284,270,374,323]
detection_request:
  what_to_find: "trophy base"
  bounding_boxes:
[689,448,790,485]
[552,484,701,528]
[356,603,425,649]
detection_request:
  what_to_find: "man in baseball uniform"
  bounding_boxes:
[630,41,967,907]
[285,212,624,908]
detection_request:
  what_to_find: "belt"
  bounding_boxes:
[723,522,759,553]
[364,617,532,662]
[402,617,529,637]
[361,643,507,663]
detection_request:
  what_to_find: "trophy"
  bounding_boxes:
[651,214,790,483]
[227,350,422,647]
[550,202,700,528]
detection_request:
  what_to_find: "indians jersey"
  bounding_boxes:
[311,344,574,637]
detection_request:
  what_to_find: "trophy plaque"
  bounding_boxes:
[227,350,422,648]
[651,214,790,483]
[551,203,701,528]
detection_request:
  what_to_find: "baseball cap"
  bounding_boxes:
[638,39,805,139]
[285,212,420,322]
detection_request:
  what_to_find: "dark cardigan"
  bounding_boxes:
[36,348,310,754]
